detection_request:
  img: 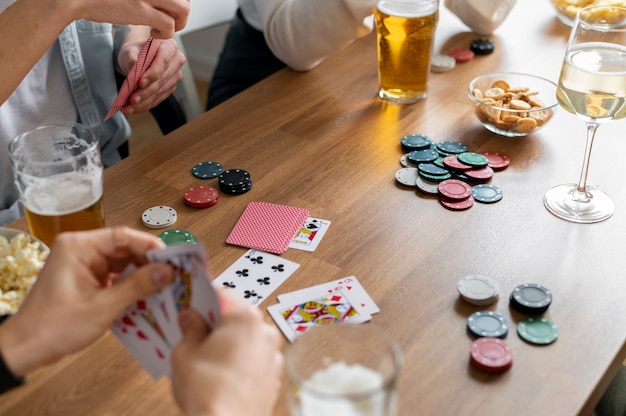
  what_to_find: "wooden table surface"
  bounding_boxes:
[3,0,626,414]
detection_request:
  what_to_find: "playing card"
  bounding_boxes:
[267,290,371,342]
[288,217,331,252]
[104,37,161,121]
[277,276,380,315]
[226,201,309,254]
[111,302,173,379]
[212,249,300,306]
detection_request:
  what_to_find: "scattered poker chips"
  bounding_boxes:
[510,283,552,314]
[517,318,558,345]
[142,206,177,229]
[470,338,513,373]
[158,228,198,245]
[191,161,224,179]
[184,185,219,208]
[467,311,509,339]
[218,169,253,195]
[457,275,499,306]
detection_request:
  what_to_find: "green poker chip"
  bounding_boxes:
[517,318,558,345]
[457,152,489,167]
[158,228,198,246]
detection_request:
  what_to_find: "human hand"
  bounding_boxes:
[0,227,175,377]
[69,0,190,38]
[172,289,284,416]
[118,38,186,116]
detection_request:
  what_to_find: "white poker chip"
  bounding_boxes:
[142,205,178,229]
[457,275,499,306]
[395,167,419,187]
[416,176,440,195]
[431,54,456,73]
[400,153,417,168]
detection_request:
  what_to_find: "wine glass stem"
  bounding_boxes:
[574,121,599,203]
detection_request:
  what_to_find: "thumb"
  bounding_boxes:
[178,308,209,346]
[104,263,174,316]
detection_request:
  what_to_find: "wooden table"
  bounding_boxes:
[3,0,625,414]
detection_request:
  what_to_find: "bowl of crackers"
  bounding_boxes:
[468,72,558,137]
[0,228,49,320]
[548,0,626,26]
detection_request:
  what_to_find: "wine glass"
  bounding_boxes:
[544,5,626,223]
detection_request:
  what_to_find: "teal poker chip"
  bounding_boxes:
[407,148,439,164]
[472,184,503,203]
[458,152,489,167]
[192,161,224,179]
[517,318,558,345]
[417,162,450,177]
[433,156,445,168]
[437,141,468,155]
[158,228,198,245]
[401,134,433,152]
[467,311,509,339]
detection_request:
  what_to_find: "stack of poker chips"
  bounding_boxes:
[184,186,219,209]
[218,169,252,195]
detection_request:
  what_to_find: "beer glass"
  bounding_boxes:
[9,122,105,246]
[375,0,439,103]
[285,324,402,416]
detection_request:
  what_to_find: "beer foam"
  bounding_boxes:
[23,172,103,216]
[377,0,438,18]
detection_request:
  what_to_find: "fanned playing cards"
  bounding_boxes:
[104,37,161,121]
[226,202,309,254]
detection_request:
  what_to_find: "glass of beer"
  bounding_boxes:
[376,0,439,103]
[8,122,105,246]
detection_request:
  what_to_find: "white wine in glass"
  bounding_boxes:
[544,5,626,223]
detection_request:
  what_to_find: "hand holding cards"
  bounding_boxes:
[111,243,221,379]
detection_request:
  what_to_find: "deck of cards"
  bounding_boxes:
[111,244,220,379]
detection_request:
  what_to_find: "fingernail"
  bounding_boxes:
[151,266,168,285]
[134,95,142,104]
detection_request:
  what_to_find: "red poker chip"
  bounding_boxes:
[184,186,219,208]
[440,195,474,210]
[438,179,472,200]
[446,48,475,63]
[465,166,495,180]
[470,337,513,373]
[443,155,473,171]
[483,152,511,170]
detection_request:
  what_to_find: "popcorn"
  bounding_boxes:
[0,233,48,314]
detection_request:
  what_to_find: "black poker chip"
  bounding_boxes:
[407,148,439,164]
[417,163,450,177]
[467,311,509,339]
[218,169,252,195]
[510,283,552,314]
[470,38,495,55]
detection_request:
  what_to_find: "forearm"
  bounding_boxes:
[262,0,375,71]
[115,25,151,74]
[0,314,49,378]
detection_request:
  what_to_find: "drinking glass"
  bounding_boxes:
[9,122,105,246]
[544,5,626,223]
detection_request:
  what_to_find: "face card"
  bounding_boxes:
[288,217,331,252]
[212,249,300,307]
[267,290,371,342]
[277,276,380,315]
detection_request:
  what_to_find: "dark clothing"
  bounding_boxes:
[206,9,286,110]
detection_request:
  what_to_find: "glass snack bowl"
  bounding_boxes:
[548,0,626,26]
[468,72,558,137]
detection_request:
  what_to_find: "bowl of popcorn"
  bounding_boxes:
[468,72,558,138]
[549,0,626,26]
[0,228,49,319]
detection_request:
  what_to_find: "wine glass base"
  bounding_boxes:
[544,184,615,224]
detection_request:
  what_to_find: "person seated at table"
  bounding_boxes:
[205,0,376,109]
[0,0,190,227]
[0,227,283,416]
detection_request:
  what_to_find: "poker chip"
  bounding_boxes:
[142,206,177,229]
[430,54,456,72]
[457,152,489,167]
[470,38,495,55]
[472,184,503,203]
[416,176,441,195]
[420,172,451,182]
[457,275,499,306]
[401,134,433,152]
[438,179,472,200]
[443,155,473,171]
[191,161,224,179]
[470,338,513,373]
[440,195,474,210]
[184,186,219,208]
[158,228,198,245]
[510,283,552,314]
[464,166,495,181]
[467,311,509,339]
[395,167,419,187]
[517,318,558,345]
[433,156,445,168]
[436,141,468,155]
[483,152,511,170]
[400,153,417,167]
[418,163,449,177]
[446,48,475,63]
[407,148,439,164]
[218,169,252,195]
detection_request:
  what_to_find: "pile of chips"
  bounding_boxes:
[395,134,510,210]
[456,275,559,373]
[218,169,252,195]
[431,38,495,73]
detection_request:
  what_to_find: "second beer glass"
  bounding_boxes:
[376,0,439,103]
